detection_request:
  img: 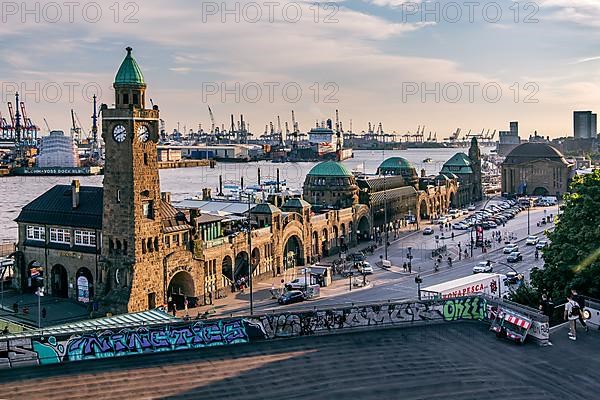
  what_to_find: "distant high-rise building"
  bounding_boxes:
[510,121,518,136]
[574,111,597,139]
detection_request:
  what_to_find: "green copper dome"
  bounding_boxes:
[114,47,146,87]
[378,157,414,171]
[307,161,353,177]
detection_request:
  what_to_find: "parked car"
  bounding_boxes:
[507,251,523,263]
[278,290,305,305]
[452,222,467,230]
[423,227,434,235]
[473,261,493,274]
[525,235,539,245]
[536,240,548,250]
[503,244,519,254]
[358,261,374,274]
[285,277,309,291]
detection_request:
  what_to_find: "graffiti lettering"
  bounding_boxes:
[443,297,486,321]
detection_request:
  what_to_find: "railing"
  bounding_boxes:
[203,237,228,249]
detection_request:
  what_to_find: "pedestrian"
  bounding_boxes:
[464,249,468,258]
[408,263,412,274]
[172,305,177,317]
[2,326,8,334]
[451,232,454,240]
[564,293,580,340]
[402,262,407,272]
[208,291,213,305]
[539,294,553,319]
[41,307,47,319]
[184,297,189,314]
[571,289,589,332]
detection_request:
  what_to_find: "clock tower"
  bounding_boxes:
[98,47,165,313]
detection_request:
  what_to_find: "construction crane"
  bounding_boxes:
[277,115,283,145]
[43,118,51,133]
[208,106,216,135]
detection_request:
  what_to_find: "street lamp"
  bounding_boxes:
[527,198,532,236]
[36,287,44,329]
[246,196,254,315]
[470,226,474,257]
[407,246,413,273]
[415,274,422,300]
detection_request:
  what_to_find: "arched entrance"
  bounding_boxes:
[533,186,549,196]
[75,267,94,303]
[168,271,195,309]
[357,216,370,242]
[321,228,329,256]
[284,235,304,269]
[234,251,249,280]
[251,248,261,275]
[449,191,457,209]
[51,264,68,298]
[418,198,429,219]
[222,255,234,289]
[312,231,319,256]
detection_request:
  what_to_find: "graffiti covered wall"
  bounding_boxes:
[0,297,492,369]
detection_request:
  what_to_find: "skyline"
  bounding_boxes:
[2,0,600,137]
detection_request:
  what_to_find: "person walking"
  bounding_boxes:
[571,289,589,332]
[402,262,407,272]
[564,293,580,340]
[184,297,189,315]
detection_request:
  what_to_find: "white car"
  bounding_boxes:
[285,277,309,290]
[468,205,476,211]
[525,235,539,245]
[473,261,493,274]
[503,244,519,254]
[358,262,374,274]
[452,222,467,230]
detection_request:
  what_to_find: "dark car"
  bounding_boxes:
[423,227,434,235]
[347,252,366,262]
[278,290,305,305]
[507,251,523,263]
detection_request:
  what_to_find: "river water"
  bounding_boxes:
[0,147,493,242]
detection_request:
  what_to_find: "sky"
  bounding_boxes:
[1,0,600,139]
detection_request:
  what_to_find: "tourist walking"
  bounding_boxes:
[571,289,589,332]
[564,293,580,340]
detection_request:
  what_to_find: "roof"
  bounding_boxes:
[251,203,281,214]
[114,47,146,87]
[7,323,598,399]
[175,199,253,216]
[282,198,311,209]
[194,214,225,224]
[307,161,353,177]
[356,175,408,192]
[161,202,192,233]
[15,185,103,229]
[504,143,569,165]
[441,153,473,174]
[378,157,415,171]
[1,309,180,341]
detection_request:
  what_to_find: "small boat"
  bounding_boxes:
[423,158,433,163]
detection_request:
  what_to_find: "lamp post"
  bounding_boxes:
[36,287,44,329]
[247,196,254,316]
[407,246,413,273]
[527,198,531,236]
[415,274,422,300]
[304,267,311,293]
[470,226,474,257]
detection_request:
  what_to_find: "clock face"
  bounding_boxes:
[137,125,150,143]
[113,125,127,143]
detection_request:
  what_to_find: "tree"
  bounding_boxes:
[531,170,600,302]
[507,282,540,309]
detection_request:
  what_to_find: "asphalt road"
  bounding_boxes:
[246,201,555,313]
